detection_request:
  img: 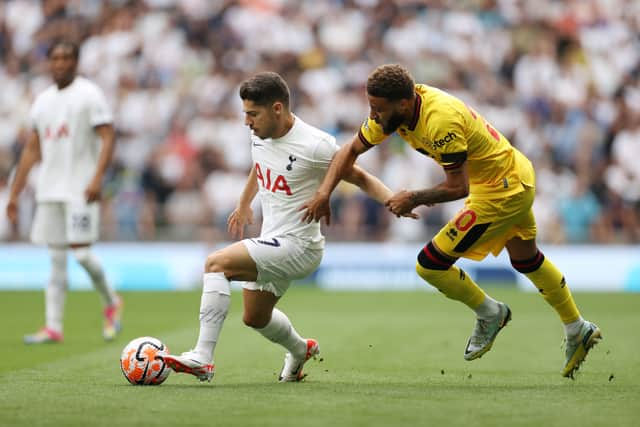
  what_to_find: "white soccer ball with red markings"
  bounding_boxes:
[120,336,171,385]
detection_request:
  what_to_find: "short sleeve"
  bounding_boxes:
[87,85,113,127]
[28,99,40,130]
[431,110,468,170]
[311,135,339,168]
[358,118,387,147]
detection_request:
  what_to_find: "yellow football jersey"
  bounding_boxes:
[358,84,535,200]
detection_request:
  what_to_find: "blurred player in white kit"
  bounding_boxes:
[162,72,415,382]
[6,40,122,344]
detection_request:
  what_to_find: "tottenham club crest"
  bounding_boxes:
[286,155,297,171]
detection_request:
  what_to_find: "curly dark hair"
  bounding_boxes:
[366,64,415,101]
[47,39,79,60]
[239,72,290,108]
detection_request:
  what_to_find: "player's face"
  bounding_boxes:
[242,99,279,139]
[49,45,77,88]
[367,95,406,135]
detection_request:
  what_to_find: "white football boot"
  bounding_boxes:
[562,321,602,379]
[278,338,320,382]
[24,327,63,344]
[464,302,512,360]
[163,350,214,382]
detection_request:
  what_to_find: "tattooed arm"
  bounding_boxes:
[385,162,469,216]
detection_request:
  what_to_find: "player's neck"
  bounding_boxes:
[404,95,418,125]
[272,113,295,139]
[56,76,76,90]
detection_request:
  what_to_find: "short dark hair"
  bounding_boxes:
[47,39,80,60]
[366,64,415,101]
[239,72,290,108]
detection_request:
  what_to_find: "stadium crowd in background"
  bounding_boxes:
[1,0,639,244]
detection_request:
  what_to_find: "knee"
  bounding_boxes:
[71,247,92,265]
[204,251,231,275]
[242,311,269,329]
[416,242,455,275]
[415,242,456,287]
[49,247,67,265]
[510,249,544,274]
[48,248,68,286]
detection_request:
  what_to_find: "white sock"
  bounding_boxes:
[46,248,68,333]
[254,308,306,359]
[72,247,117,306]
[473,294,501,319]
[564,317,585,339]
[194,272,231,363]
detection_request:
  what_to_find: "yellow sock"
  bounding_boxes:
[516,255,581,324]
[416,262,486,309]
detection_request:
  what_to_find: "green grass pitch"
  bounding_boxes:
[0,288,638,427]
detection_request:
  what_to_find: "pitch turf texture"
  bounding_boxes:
[1,289,638,427]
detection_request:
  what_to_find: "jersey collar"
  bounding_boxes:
[407,91,422,131]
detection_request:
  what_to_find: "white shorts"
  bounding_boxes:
[31,201,100,246]
[241,236,323,297]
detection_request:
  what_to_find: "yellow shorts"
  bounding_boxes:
[433,185,537,261]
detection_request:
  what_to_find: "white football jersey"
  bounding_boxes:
[29,76,113,202]
[251,115,338,249]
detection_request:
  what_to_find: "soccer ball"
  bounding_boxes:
[120,336,171,385]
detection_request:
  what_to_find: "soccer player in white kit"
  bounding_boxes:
[163,72,416,382]
[6,40,122,344]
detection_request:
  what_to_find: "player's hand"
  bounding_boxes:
[227,206,253,240]
[299,192,331,225]
[84,178,102,203]
[6,198,18,224]
[385,190,420,219]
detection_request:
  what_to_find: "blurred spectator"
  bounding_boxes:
[558,175,603,243]
[0,148,14,241]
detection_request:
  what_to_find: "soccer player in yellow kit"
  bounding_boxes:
[301,64,601,378]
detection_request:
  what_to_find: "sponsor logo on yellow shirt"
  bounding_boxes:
[432,131,457,149]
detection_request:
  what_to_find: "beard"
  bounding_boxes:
[382,111,404,134]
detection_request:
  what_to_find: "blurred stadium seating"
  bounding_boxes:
[1,0,639,244]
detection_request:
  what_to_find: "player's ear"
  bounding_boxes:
[273,101,282,116]
[399,98,410,112]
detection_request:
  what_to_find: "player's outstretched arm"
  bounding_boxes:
[299,135,370,225]
[385,162,469,217]
[86,123,116,203]
[227,165,258,240]
[6,129,41,224]
[343,164,418,219]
